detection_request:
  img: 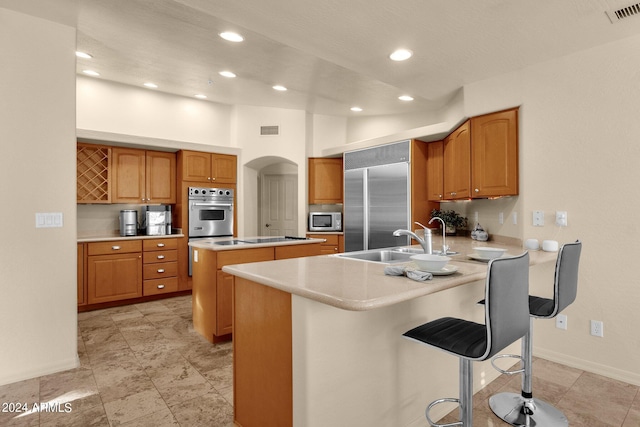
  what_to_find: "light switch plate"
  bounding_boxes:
[35,212,63,228]
[533,210,544,226]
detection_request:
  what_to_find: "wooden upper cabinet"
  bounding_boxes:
[471,108,519,197]
[112,148,176,204]
[146,151,177,203]
[443,120,471,200]
[427,140,444,201]
[308,158,343,204]
[180,150,237,184]
[77,143,111,204]
[112,148,146,203]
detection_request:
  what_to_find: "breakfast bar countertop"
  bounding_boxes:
[222,237,558,311]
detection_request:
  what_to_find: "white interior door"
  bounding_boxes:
[260,174,298,236]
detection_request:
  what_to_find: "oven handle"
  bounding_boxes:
[191,202,233,208]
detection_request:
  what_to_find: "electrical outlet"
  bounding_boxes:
[590,320,604,337]
[533,210,544,226]
[474,211,479,223]
[512,212,517,225]
[556,211,568,227]
[499,212,504,224]
[556,314,567,330]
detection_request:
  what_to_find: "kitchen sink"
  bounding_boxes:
[335,247,423,263]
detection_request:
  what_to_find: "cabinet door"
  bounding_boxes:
[77,243,86,306]
[308,158,343,204]
[471,109,519,197]
[112,148,146,203]
[87,253,142,304]
[181,150,212,182]
[211,154,237,184]
[427,141,444,201]
[443,121,471,200]
[216,270,234,336]
[146,151,176,203]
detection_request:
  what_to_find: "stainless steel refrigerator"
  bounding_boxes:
[344,140,411,252]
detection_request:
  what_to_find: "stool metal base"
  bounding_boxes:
[489,392,568,427]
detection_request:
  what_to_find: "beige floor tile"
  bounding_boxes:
[151,363,215,407]
[169,390,234,427]
[39,402,109,427]
[39,367,102,422]
[0,378,40,426]
[118,408,179,427]
[103,389,168,426]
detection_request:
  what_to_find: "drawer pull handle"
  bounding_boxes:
[157,255,165,259]
[112,246,121,250]
[157,269,165,273]
[157,243,165,247]
[157,284,165,289]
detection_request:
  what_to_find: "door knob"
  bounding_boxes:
[265,224,271,228]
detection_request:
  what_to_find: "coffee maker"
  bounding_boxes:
[119,210,138,236]
[143,205,172,236]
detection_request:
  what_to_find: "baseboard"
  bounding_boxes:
[0,355,80,387]
[535,347,640,386]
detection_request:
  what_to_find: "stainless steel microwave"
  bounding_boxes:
[308,212,342,232]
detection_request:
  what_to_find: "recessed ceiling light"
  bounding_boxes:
[82,70,100,76]
[219,71,236,78]
[272,85,287,91]
[350,107,363,112]
[143,82,158,89]
[219,32,244,42]
[76,51,92,59]
[389,49,413,61]
[399,95,414,101]
[194,94,207,99]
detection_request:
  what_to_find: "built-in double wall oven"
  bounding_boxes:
[188,187,234,275]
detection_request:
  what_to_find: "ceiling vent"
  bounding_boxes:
[606,2,640,23]
[260,125,279,136]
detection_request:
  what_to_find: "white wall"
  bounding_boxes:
[77,76,233,146]
[461,35,640,384]
[233,105,308,236]
[0,9,78,386]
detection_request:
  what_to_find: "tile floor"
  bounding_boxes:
[0,295,638,426]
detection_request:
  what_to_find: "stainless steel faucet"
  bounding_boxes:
[393,221,432,254]
[428,217,449,255]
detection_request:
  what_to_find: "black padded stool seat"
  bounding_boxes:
[489,240,582,427]
[403,252,531,427]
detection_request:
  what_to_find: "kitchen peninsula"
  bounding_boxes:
[222,237,556,427]
[189,236,324,343]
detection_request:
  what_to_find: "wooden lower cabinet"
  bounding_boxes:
[87,252,142,304]
[306,234,344,254]
[81,238,182,309]
[192,243,321,343]
[77,243,86,306]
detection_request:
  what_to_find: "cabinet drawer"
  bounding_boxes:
[143,277,179,296]
[217,247,274,268]
[143,238,178,251]
[143,261,178,279]
[307,234,339,245]
[87,240,142,256]
[143,250,178,264]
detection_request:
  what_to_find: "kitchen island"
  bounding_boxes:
[222,237,556,427]
[189,236,324,343]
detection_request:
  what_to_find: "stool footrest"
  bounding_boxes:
[425,397,462,427]
[490,353,525,375]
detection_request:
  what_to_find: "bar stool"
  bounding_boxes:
[489,240,582,427]
[403,252,530,427]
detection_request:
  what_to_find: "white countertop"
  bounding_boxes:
[189,235,326,251]
[77,230,184,243]
[222,237,558,311]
